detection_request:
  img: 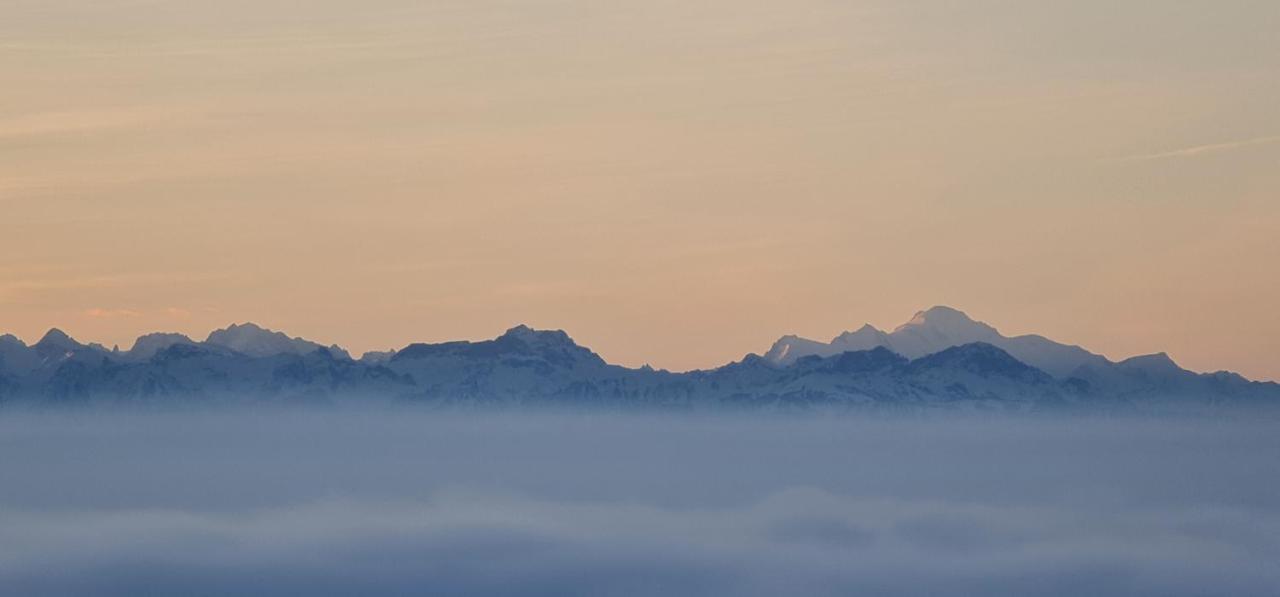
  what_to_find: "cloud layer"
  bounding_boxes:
[1,412,1278,596]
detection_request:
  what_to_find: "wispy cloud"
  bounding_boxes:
[0,276,121,299]
[0,32,422,60]
[83,307,142,319]
[81,306,198,320]
[1112,134,1280,163]
[0,272,239,303]
[0,108,213,141]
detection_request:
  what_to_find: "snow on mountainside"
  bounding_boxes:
[0,315,1276,411]
[763,335,829,363]
[889,306,1002,356]
[765,306,1110,378]
[30,328,109,368]
[832,324,896,353]
[206,323,351,359]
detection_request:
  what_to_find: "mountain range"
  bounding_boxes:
[0,307,1276,412]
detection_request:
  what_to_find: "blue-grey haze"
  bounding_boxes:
[1,411,1277,596]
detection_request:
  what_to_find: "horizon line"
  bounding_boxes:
[4,308,1272,383]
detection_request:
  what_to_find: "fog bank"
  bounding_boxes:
[2,412,1277,595]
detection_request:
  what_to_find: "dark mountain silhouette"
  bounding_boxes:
[0,313,1276,412]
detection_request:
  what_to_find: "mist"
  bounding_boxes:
[2,411,1277,596]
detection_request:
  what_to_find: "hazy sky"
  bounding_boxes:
[2,1,1278,379]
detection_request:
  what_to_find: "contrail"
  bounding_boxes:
[1112,134,1280,162]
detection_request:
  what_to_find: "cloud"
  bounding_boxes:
[1112,134,1280,162]
[0,413,1277,596]
[0,272,237,303]
[2,489,1276,597]
[0,108,215,142]
[74,305,197,322]
[82,308,142,319]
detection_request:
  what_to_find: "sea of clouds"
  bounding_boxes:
[1,411,1277,596]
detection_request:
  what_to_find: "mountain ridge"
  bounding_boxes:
[0,311,1275,411]
[765,306,1113,378]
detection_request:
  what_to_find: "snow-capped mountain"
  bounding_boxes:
[205,323,351,360]
[764,306,1109,378]
[0,313,1275,412]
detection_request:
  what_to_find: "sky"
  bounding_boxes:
[1,1,1278,379]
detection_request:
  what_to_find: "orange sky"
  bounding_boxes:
[2,1,1279,379]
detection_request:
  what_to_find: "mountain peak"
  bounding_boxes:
[834,323,876,338]
[764,334,829,364]
[0,333,27,349]
[500,324,576,347]
[391,324,603,370]
[128,332,197,360]
[222,322,266,333]
[502,323,537,337]
[759,305,1108,378]
[889,306,999,353]
[896,306,981,331]
[207,322,279,343]
[132,331,194,345]
[832,324,889,343]
[35,328,78,348]
[206,322,345,358]
[1120,352,1180,371]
